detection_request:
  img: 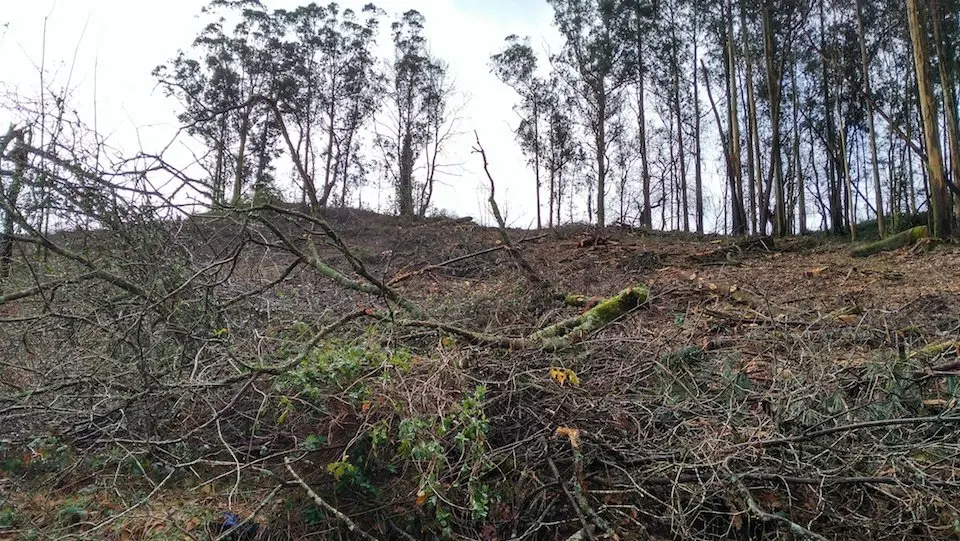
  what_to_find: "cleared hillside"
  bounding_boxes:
[1,208,960,540]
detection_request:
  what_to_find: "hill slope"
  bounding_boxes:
[2,209,960,540]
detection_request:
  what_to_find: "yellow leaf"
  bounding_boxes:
[416,489,429,506]
[549,367,580,386]
[804,266,830,278]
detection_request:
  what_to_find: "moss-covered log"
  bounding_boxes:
[530,286,649,350]
[372,285,650,351]
[850,226,929,257]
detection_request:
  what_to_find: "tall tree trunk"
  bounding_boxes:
[595,91,607,228]
[232,104,253,206]
[534,99,542,229]
[557,168,563,226]
[319,98,338,207]
[549,167,556,229]
[214,114,228,205]
[762,0,786,237]
[740,0,761,234]
[793,62,807,234]
[837,93,857,240]
[907,0,952,236]
[339,103,360,208]
[725,0,747,235]
[856,0,886,237]
[930,0,960,226]
[635,11,653,230]
[704,59,743,235]
[693,20,704,234]
[820,0,844,234]
[670,13,688,232]
[398,127,415,217]
[252,111,271,198]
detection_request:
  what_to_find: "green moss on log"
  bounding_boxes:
[850,226,928,257]
[531,286,649,348]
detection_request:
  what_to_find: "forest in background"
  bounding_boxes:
[143,0,960,240]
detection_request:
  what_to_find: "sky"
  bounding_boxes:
[1,0,566,227]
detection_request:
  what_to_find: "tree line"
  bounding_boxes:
[156,0,960,238]
[154,0,459,218]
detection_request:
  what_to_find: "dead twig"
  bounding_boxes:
[284,456,382,541]
[387,233,548,286]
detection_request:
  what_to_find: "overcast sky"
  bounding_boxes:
[1,0,570,226]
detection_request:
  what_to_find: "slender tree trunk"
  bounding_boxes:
[214,114,228,204]
[930,0,960,226]
[319,98,338,207]
[856,0,886,237]
[339,104,359,208]
[557,168,563,226]
[232,104,253,206]
[820,0,844,234]
[907,0,952,236]
[762,0,786,237]
[704,59,743,235]
[252,111,271,197]
[534,99,542,229]
[740,0,761,234]
[399,128,415,216]
[670,14,689,233]
[793,62,807,234]
[837,88,857,241]
[635,17,653,229]
[595,91,607,228]
[549,167,556,229]
[906,73,918,215]
[725,0,747,235]
[693,21,704,234]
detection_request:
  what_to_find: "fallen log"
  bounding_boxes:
[850,226,929,257]
[369,285,649,351]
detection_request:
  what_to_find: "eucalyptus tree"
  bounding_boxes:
[378,10,452,217]
[907,0,951,236]
[153,18,246,205]
[490,35,550,228]
[547,0,632,228]
[929,0,960,226]
[282,3,382,208]
[644,0,694,231]
[854,0,885,237]
[416,58,461,216]
[544,77,582,227]
[155,0,293,206]
[615,0,657,228]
